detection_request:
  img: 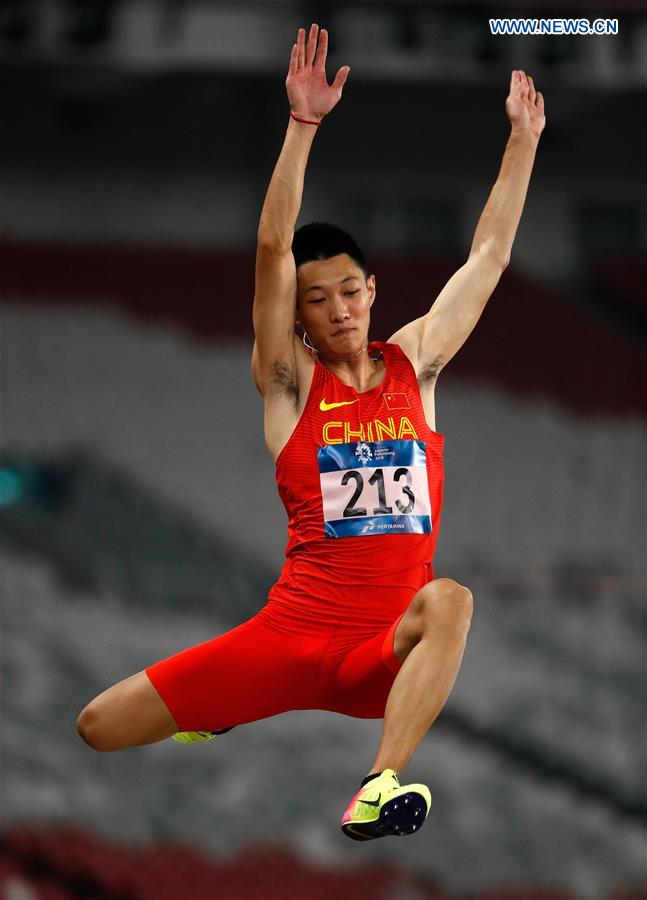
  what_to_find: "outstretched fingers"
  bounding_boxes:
[512,69,543,110]
[286,24,350,113]
[291,23,325,74]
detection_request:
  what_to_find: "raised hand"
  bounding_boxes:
[286,24,350,122]
[505,70,546,141]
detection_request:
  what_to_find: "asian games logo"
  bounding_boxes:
[355,442,373,465]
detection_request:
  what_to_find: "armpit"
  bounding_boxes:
[271,360,299,404]
[418,355,443,389]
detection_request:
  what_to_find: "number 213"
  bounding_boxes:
[341,467,415,518]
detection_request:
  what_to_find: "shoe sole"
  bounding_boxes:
[172,726,236,744]
[341,788,430,841]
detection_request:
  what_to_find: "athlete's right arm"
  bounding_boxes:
[252,24,350,398]
[252,117,317,398]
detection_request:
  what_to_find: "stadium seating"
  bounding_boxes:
[1,261,644,898]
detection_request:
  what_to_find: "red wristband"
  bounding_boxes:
[290,111,322,126]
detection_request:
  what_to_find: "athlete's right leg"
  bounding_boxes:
[77,613,326,752]
[77,671,178,752]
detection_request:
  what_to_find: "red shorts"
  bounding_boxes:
[146,609,405,732]
[146,563,432,732]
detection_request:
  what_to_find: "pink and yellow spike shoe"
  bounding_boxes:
[341,768,431,841]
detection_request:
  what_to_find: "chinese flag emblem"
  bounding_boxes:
[384,392,410,410]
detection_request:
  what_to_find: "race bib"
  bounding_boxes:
[318,439,432,538]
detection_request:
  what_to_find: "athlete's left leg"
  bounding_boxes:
[335,577,472,839]
[368,577,473,778]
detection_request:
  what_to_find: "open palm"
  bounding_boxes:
[506,70,546,140]
[286,24,350,121]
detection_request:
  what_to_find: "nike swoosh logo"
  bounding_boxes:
[320,398,359,411]
[359,793,381,808]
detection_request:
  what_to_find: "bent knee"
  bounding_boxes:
[76,702,118,752]
[76,672,177,751]
[422,578,473,634]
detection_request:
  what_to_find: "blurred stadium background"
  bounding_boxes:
[1,0,646,898]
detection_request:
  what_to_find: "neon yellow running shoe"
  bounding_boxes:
[341,768,431,841]
[172,726,235,744]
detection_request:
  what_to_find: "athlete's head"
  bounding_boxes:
[293,222,376,360]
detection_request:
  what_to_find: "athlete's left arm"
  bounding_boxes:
[389,70,545,378]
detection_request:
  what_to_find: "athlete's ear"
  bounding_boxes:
[367,273,376,307]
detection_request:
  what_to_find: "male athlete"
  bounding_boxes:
[77,24,545,841]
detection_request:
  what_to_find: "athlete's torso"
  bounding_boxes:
[270,340,444,586]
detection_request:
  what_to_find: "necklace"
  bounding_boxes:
[302,331,369,361]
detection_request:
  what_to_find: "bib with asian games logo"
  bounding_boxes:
[318,439,431,538]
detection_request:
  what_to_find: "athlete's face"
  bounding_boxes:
[296,254,375,358]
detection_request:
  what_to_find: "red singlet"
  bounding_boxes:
[147,341,445,730]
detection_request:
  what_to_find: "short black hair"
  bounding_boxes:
[292,222,367,277]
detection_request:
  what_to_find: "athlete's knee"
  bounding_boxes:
[76,700,119,752]
[420,578,473,637]
[77,702,99,750]
[77,672,178,751]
